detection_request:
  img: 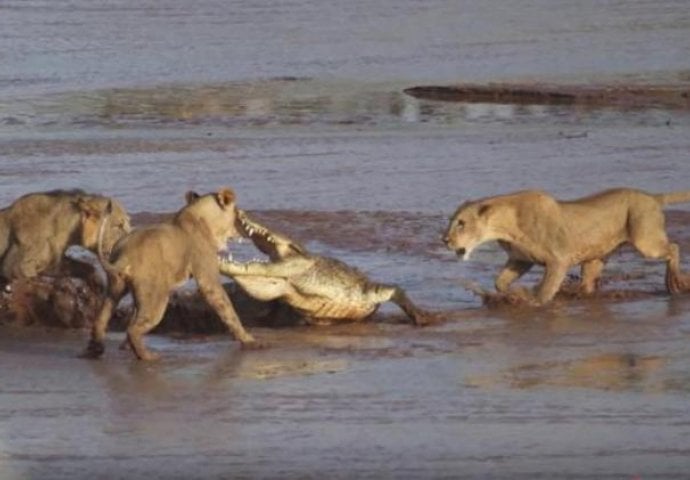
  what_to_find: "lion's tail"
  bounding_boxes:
[656,190,690,206]
[96,201,121,278]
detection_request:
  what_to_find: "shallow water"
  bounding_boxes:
[2,0,690,97]
[3,298,690,480]
[2,0,690,478]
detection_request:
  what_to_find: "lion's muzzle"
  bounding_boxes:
[442,235,464,256]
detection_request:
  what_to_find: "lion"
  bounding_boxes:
[80,188,258,361]
[444,188,690,305]
[0,189,130,284]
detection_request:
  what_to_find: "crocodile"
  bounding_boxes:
[219,210,431,326]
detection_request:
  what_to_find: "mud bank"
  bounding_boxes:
[404,82,690,109]
[2,208,690,334]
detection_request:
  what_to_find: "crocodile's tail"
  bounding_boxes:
[656,190,690,206]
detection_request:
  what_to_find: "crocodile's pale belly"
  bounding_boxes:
[285,291,378,320]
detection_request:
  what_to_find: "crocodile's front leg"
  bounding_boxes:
[219,257,313,278]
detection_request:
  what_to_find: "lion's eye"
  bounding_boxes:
[456,220,465,229]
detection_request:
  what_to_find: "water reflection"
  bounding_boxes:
[468,353,668,392]
[2,78,688,132]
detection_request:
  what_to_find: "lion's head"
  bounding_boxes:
[77,196,131,256]
[443,201,497,260]
[183,188,240,250]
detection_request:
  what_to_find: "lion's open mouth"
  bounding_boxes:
[456,248,466,257]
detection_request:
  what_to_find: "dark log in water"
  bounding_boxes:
[404,83,690,109]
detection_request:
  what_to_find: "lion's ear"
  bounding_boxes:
[185,191,201,205]
[478,204,491,216]
[75,197,100,219]
[216,188,236,208]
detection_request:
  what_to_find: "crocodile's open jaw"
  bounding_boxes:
[236,210,304,261]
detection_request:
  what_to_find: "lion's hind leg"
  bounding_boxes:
[580,258,605,294]
[81,274,127,359]
[126,285,170,361]
[2,242,51,280]
[629,216,690,294]
[664,243,690,294]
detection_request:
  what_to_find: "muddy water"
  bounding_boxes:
[3,295,690,480]
[2,0,690,478]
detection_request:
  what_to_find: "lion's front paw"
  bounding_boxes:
[666,270,690,295]
[413,310,443,327]
[136,350,161,362]
[78,340,105,359]
[240,339,269,350]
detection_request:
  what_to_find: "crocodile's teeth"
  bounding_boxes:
[247,227,255,235]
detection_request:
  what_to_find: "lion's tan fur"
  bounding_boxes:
[0,189,130,282]
[82,188,256,361]
[444,188,690,304]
